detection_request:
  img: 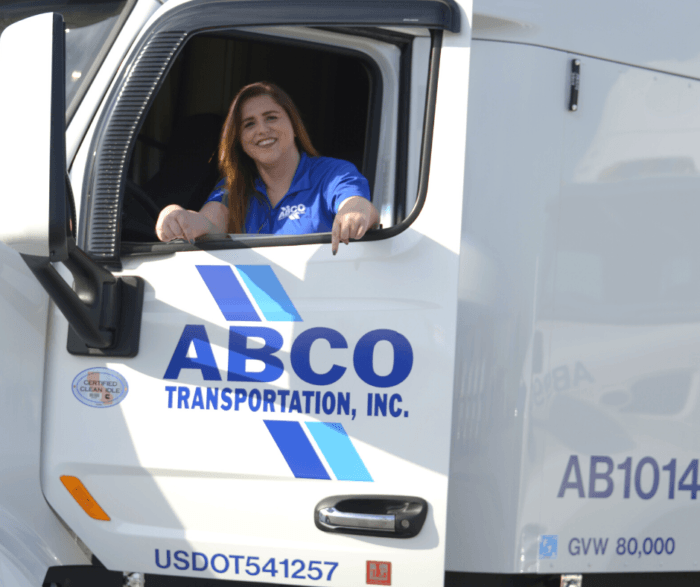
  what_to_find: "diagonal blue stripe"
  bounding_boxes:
[196,265,260,322]
[235,265,302,322]
[264,420,330,480]
[305,422,373,482]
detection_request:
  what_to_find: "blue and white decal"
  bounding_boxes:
[265,420,372,481]
[71,367,128,408]
[539,535,558,560]
[164,265,414,388]
[197,264,302,322]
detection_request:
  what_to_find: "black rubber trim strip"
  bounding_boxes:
[82,30,188,261]
[154,0,459,34]
[49,13,69,262]
[119,28,442,257]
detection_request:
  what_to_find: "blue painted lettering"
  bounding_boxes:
[290,327,347,385]
[165,325,221,381]
[178,386,190,409]
[155,549,170,569]
[191,387,204,409]
[249,389,261,412]
[337,392,350,415]
[228,327,283,382]
[263,389,276,412]
[589,456,614,498]
[558,455,585,498]
[234,388,247,410]
[322,391,336,415]
[192,552,208,571]
[389,393,403,417]
[211,553,229,573]
[173,550,189,570]
[289,391,302,413]
[354,330,413,388]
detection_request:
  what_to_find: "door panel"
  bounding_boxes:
[42,6,472,587]
[43,233,458,585]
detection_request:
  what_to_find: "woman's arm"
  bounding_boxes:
[156,201,228,242]
[331,196,380,255]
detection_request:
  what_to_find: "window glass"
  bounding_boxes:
[0,0,129,112]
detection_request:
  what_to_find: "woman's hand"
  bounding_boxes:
[156,203,228,242]
[331,196,380,255]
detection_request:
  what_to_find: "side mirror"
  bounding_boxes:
[0,13,143,357]
[0,13,71,261]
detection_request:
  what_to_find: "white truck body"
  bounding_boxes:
[2,1,700,586]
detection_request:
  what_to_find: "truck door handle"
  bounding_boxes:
[314,495,428,538]
[318,508,395,532]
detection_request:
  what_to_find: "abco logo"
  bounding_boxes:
[196,265,302,322]
[266,420,372,481]
[164,265,413,388]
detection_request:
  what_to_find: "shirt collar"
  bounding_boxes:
[253,151,312,200]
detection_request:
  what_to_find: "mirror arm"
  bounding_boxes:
[21,240,144,356]
[22,246,114,349]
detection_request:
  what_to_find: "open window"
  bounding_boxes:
[78,0,459,262]
[121,29,380,243]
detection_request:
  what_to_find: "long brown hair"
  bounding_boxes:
[218,82,319,233]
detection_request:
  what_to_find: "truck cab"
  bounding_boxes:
[3,1,700,586]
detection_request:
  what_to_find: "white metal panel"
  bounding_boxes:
[528,53,700,575]
[473,0,700,81]
[446,40,567,573]
[0,244,91,585]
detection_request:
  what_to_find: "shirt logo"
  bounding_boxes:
[196,265,302,322]
[278,203,306,221]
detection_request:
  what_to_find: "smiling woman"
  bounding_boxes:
[155,81,379,254]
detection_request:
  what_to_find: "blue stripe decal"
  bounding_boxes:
[196,265,260,322]
[305,422,373,482]
[264,420,330,480]
[235,265,302,322]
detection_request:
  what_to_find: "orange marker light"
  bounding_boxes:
[60,476,111,521]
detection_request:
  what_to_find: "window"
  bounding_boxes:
[0,0,134,120]
[121,31,377,243]
[78,0,453,262]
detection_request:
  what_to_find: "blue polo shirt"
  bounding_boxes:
[205,153,371,234]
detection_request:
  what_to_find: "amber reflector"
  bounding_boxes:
[60,476,111,521]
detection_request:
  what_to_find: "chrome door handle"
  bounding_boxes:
[318,507,395,532]
[314,495,428,538]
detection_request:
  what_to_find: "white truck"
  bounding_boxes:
[1,0,700,585]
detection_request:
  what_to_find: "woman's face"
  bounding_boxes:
[239,94,297,167]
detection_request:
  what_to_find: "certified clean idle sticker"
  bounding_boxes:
[72,368,128,408]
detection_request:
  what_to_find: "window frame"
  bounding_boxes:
[79,0,450,264]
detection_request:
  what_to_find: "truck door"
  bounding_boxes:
[37,2,472,585]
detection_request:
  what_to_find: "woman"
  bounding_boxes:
[156,82,379,255]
